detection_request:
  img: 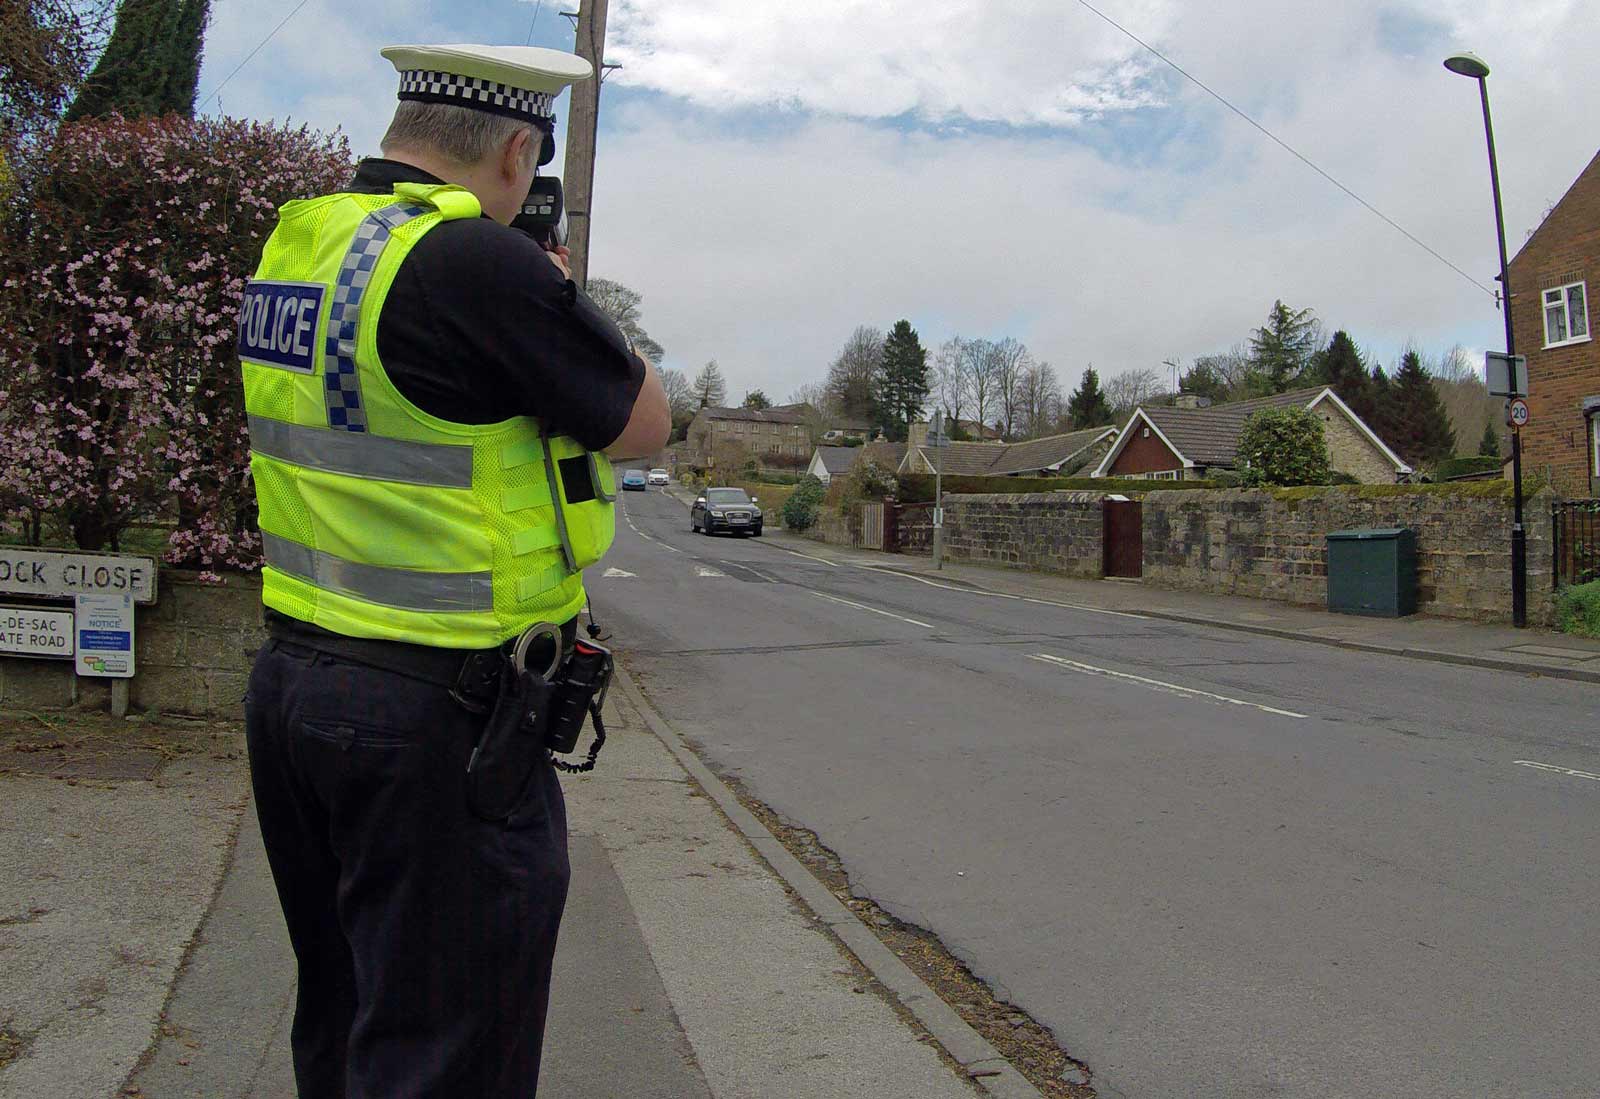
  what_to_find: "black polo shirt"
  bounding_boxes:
[347,158,644,450]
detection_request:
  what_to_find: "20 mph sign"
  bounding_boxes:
[1508,398,1531,429]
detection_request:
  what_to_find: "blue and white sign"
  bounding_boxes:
[75,593,134,678]
[238,280,325,373]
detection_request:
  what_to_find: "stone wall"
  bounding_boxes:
[1315,402,1400,483]
[799,506,858,547]
[0,571,265,716]
[896,493,1104,578]
[1143,487,1555,623]
[888,486,1556,624]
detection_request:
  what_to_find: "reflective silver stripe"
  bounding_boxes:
[249,415,473,488]
[540,432,580,574]
[262,533,492,613]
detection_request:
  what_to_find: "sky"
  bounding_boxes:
[198,0,1600,407]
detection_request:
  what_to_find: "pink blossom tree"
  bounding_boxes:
[0,113,352,568]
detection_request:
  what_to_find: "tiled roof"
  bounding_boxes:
[813,446,861,475]
[698,405,808,425]
[986,427,1118,475]
[909,440,1009,476]
[1139,388,1327,468]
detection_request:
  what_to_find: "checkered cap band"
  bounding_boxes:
[398,69,556,124]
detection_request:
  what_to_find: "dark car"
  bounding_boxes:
[691,487,763,536]
[621,469,648,491]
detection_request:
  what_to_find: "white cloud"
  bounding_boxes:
[608,0,1176,126]
[200,0,1600,412]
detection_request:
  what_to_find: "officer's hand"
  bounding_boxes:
[545,245,572,279]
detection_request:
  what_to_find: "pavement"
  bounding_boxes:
[606,484,1600,1099]
[1,667,1024,1099]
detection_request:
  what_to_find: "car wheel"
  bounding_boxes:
[751,528,763,537]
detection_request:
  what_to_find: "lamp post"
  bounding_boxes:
[1445,50,1526,628]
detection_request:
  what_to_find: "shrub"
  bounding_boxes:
[1556,581,1600,638]
[1236,407,1330,486]
[0,113,354,568]
[782,475,826,530]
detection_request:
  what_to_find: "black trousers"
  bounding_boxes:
[246,638,570,1099]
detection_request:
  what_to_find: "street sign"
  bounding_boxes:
[0,606,75,658]
[1508,398,1531,429]
[1486,352,1528,398]
[933,507,945,528]
[0,549,157,603]
[927,432,950,448]
[75,593,135,678]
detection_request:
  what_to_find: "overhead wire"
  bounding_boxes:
[525,0,544,45]
[197,0,315,114]
[1071,0,1498,299]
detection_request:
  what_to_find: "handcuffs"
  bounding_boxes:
[462,621,615,821]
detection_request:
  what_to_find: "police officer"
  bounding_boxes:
[239,43,669,1099]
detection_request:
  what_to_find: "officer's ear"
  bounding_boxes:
[501,126,537,184]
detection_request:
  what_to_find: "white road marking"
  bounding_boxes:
[602,567,636,578]
[724,561,782,583]
[811,591,934,629]
[1028,653,1308,718]
[696,566,726,578]
[619,502,683,553]
[773,546,839,567]
[850,564,1147,620]
[1514,760,1600,783]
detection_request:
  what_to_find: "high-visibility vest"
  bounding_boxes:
[239,181,615,648]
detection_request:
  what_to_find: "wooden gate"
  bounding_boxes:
[861,502,887,550]
[1103,499,1143,578]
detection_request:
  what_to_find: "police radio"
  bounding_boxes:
[512,176,566,251]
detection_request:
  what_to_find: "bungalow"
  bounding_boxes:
[806,445,861,485]
[898,425,1119,478]
[1090,387,1410,483]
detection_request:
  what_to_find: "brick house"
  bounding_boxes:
[1506,148,1599,497]
[1090,387,1410,482]
[685,405,812,466]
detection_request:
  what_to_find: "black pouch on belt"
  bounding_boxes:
[465,665,554,821]
[546,638,614,755]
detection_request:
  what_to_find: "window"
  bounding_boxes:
[1143,470,1179,481]
[1542,281,1589,348]
[1592,415,1600,479]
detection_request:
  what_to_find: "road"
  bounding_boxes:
[593,485,1600,1099]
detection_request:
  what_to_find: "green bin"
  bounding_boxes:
[1326,528,1417,618]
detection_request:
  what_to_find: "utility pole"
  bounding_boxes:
[563,0,608,290]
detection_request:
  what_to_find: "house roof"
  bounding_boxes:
[899,427,1116,478]
[1509,147,1600,272]
[1092,386,1412,477]
[986,427,1119,475]
[812,446,862,475]
[696,404,808,425]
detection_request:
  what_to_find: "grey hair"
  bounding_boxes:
[380,100,543,167]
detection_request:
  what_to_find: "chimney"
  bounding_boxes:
[908,421,929,447]
[1173,393,1211,410]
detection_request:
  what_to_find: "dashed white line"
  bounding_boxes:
[602,567,636,578]
[695,566,726,578]
[1028,653,1308,718]
[774,546,839,567]
[619,501,683,553]
[850,564,1147,620]
[811,591,934,629]
[1514,760,1600,783]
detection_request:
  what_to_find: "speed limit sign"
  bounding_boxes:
[1508,398,1531,429]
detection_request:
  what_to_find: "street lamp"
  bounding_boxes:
[1445,50,1526,628]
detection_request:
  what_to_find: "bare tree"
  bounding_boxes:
[1104,368,1167,417]
[660,367,695,416]
[933,337,971,431]
[1017,360,1062,439]
[987,337,1029,439]
[960,337,999,436]
[824,325,885,422]
[587,277,665,363]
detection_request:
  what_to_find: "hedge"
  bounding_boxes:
[1556,580,1600,638]
[1433,455,1504,481]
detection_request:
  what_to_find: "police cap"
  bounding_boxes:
[381,44,592,128]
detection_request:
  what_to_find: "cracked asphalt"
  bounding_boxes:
[598,486,1600,1099]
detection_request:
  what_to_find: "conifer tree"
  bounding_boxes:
[876,319,929,441]
[1247,300,1320,393]
[1315,331,1369,416]
[693,360,726,407]
[1388,350,1456,466]
[1066,366,1113,429]
[1477,421,1501,458]
[66,0,209,122]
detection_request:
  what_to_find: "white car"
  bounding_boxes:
[647,468,670,486]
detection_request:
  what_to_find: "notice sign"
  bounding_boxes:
[0,606,75,658]
[75,593,134,678]
[0,549,156,603]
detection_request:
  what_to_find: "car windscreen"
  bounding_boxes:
[706,489,751,505]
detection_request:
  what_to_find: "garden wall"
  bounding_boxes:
[0,571,265,717]
[891,486,1557,624]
